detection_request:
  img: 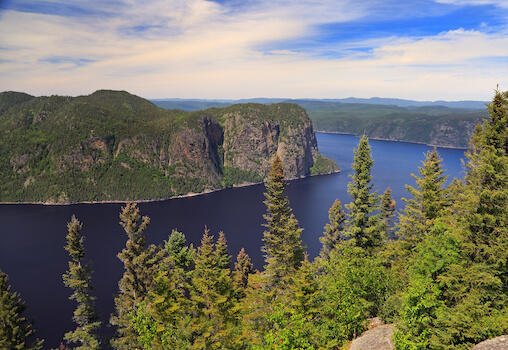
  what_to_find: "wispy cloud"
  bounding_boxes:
[0,0,506,100]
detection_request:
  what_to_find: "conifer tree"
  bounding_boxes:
[380,187,396,238]
[461,89,508,270]
[62,215,101,350]
[0,268,43,350]
[319,199,346,259]
[344,135,382,252]
[397,148,449,250]
[110,203,163,350]
[233,248,253,291]
[262,154,305,286]
[190,229,242,349]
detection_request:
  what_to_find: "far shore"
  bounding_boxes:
[0,168,341,206]
[315,131,468,150]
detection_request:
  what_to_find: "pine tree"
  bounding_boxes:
[0,268,43,350]
[62,215,101,350]
[110,203,163,350]
[262,154,305,287]
[344,135,383,253]
[397,148,449,250]
[319,199,346,259]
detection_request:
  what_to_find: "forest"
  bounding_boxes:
[1,89,507,350]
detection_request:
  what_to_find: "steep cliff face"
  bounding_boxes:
[219,104,320,178]
[0,91,338,203]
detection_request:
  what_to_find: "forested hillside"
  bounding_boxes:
[0,90,337,203]
[2,89,506,350]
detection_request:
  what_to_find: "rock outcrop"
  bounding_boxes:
[471,336,508,350]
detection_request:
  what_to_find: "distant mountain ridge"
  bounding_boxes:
[151,97,489,148]
[0,90,338,203]
[150,97,488,110]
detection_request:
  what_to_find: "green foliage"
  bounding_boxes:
[0,268,43,350]
[220,167,263,188]
[310,152,339,175]
[62,216,101,350]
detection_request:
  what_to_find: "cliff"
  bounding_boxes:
[0,90,338,203]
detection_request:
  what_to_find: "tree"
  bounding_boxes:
[0,268,43,350]
[190,229,242,349]
[319,199,346,259]
[233,248,253,292]
[461,89,508,273]
[110,203,163,350]
[397,148,449,251]
[344,135,383,253]
[380,187,396,238]
[261,154,305,287]
[62,215,101,350]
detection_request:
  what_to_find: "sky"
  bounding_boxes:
[0,0,507,101]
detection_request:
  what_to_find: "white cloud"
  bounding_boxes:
[0,0,507,100]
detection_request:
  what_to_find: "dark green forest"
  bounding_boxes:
[1,89,507,350]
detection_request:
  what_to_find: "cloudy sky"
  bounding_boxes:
[0,0,507,100]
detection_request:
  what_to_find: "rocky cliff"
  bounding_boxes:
[0,90,338,203]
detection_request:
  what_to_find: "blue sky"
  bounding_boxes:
[0,0,507,100]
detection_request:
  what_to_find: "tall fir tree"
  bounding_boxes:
[261,154,305,287]
[319,199,346,259]
[397,148,449,250]
[110,203,163,350]
[0,268,43,350]
[62,215,101,350]
[344,135,383,253]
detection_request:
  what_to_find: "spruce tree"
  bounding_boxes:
[319,199,346,259]
[234,248,253,291]
[262,154,305,286]
[0,268,43,350]
[462,89,508,269]
[62,215,101,350]
[380,187,396,238]
[110,203,163,350]
[397,148,449,250]
[344,135,382,252]
[190,229,241,349]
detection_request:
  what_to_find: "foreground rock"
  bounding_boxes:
[471,336,508,350]
[349,324,394,350]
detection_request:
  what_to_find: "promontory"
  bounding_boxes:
[0,90,338,203]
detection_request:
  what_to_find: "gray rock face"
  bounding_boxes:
[349,324,394,350]
[471,336,508,350]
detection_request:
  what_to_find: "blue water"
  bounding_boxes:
[0,133,467,348]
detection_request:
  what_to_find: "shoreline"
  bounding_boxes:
[316,131,468,150]
[0,169,341,206]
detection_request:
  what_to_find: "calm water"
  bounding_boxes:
[0,133,466,348]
